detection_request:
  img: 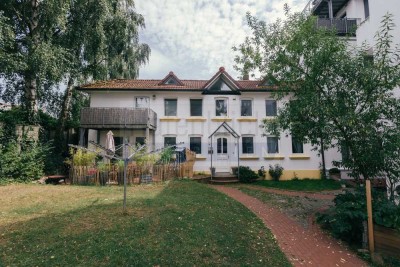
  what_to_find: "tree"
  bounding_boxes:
[234,7,400,188]
[0,0,150,126]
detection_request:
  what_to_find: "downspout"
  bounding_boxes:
[237,136,240,180]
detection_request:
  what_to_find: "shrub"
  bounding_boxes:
[317,187,400,246]
[268,164,284,181]
[328,168,340,175]
[238,166,258,183]
[257,166,266,178]
[0,140,49,182]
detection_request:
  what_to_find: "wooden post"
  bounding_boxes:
[366,179,375,253]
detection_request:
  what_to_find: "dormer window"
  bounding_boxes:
[209,78,234,91]
[165,77,179,85]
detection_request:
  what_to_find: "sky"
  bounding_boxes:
[135,0,306,80]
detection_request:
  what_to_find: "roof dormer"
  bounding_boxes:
[158,71,184,86]
[202,67,241,95]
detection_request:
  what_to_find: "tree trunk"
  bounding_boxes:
[25,76,38,124]
[320,138,327,179]
[56,77,75,151]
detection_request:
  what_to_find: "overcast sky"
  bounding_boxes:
[135,0,305,80]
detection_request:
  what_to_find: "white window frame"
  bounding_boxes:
[215,97,228,117]
[190,98,203,116]
[266,136,279,154]
[164,98,178,116]
[240,98,253,117]
[241,135,254,154]
[265,99,277,117]
[135,96,150,108]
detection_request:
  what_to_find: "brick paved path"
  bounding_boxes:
[213,186,368,267]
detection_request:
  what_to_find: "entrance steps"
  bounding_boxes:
[209,172,239,184]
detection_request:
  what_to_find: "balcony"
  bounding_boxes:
[80,107,157,129]
[304,0,350,18]
[317,18,358,36]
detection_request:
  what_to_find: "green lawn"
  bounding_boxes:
[0,180,290,266]
[254,178,341,192]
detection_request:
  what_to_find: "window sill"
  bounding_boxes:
[263,116,277,120]
[195,155,207,160]
[264,154,285,160]
[186,117,207,122]
[160,116,181,122]
[289,154,310,160]
[237,117,258,122]
[211,117,232,122]
[240,155,259,160]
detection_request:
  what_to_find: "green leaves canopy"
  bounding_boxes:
[234,8,400,182]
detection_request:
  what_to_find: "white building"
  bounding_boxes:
[78,67,325,179]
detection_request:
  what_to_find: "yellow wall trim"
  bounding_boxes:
[265,170,320,180]
[195,155,207,160]
[239,156,259,160]
[186,117,207,122]
[211,117,232,122]
[160,117,181,122]
[289,154,311,160]
[237,117,258,122]
[264,155,285,160]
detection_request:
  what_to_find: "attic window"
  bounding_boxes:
[260,79,274,86]
[165,77,179,85]
[209,78,234,91]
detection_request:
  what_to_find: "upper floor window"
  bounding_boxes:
[242,136,254,154]
[363,0,369,19]
[164,99,177,116]
[215,98,228,116]
[190,137,202,154]
[266,100,277,116]
[267,136,279,154]
[292,137,304,154]
[135,97,149,108]
[241,99,252,116]
[190,99,202,116]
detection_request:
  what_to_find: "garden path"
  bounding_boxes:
[212,186,368,267]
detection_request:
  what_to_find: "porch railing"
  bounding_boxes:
[317,18,358,36]
[80,107,157,129]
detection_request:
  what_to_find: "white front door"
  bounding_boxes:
[215,136,230,172]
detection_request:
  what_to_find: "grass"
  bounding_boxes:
[0,180,290,266]
[254,178,341,192]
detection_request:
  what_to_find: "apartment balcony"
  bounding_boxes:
[304,0,350,17]
[80,107,157,130]
[317,18,357,36]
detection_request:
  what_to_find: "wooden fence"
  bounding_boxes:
[69,148,196,185]
[374,224,400,259]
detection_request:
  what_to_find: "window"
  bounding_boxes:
[292,137,304,153]
[363,0,369,19]
[190,137,202,154]
[135,137,145,146]
[242,137,254,154]
[164,137,176,147]
[164,99,177,116]
[190,99,202,116]
[217,137,228,154]
[209,78,234,92]
[165,77,179,85]
[266,100,277,116]
[267,137,279,153]
[241,100,252,116]
[215,99,227,116]
[135,97,149,108]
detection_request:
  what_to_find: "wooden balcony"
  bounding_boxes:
[317,18,357,36]
[80,107,157,129]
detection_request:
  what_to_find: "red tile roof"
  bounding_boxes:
[78,68,277,91]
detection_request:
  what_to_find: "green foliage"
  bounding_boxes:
[255,179,341,192]
[159,147,174,164]
[269,164,284,181]
[66,148,96,167]
[328,168,340,175]
[238,166,258,183]
[234,9,400,196]
[0,140,49,182]
[317,188,400,245]
[257,166,266,178]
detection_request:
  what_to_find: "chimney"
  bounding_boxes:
[243,72,249,80]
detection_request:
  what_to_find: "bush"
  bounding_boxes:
[238,166,258,183]
[269,164,284,181]
[328,168,340,175]
[317,187,400,245]
[0,140,49,182]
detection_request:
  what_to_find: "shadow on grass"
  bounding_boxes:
[0,180,290,266]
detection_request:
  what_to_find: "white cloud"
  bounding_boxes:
[136,0,306,80]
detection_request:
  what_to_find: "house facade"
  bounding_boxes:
[78,67,327,179]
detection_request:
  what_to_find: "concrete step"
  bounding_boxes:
[209,179,239,184]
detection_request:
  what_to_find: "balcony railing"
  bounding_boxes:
[317,18,358,36]
[80,107,157,129]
